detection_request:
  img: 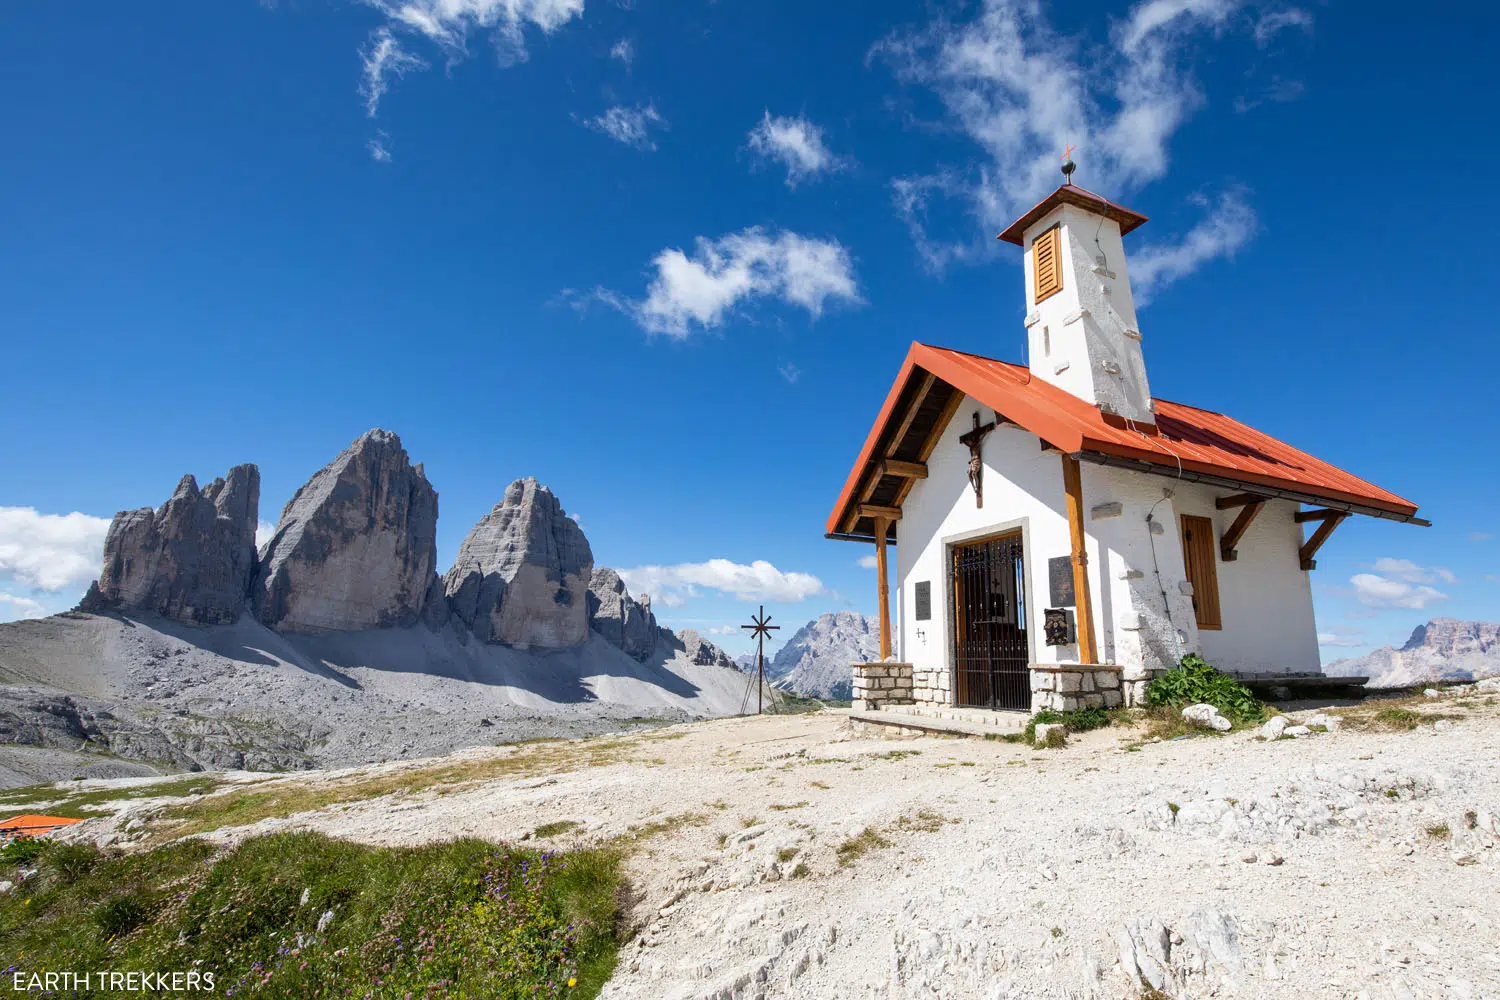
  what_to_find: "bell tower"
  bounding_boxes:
[998,159,1155,425]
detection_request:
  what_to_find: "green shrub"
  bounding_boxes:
[0,837,46,866]
[1145,654,1264,724]
[40,842,99,885]
[90,893,148,938]
[1022,706,1124,744]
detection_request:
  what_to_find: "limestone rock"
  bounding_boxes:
[255,430,438,634]
[80,465,259,625]
[668,629,736,669]
[1182,703,1232,732]
[1260,716,1289,740]
[444,478,593,649]
[587,568,658,661]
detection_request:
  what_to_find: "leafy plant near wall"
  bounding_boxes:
[1145,654,1264,724]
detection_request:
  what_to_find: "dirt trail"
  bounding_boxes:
[57,703,1500,999]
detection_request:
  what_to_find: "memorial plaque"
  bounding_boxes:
[1043,607,1075,647]
[1048,555,1076,607]
[913,581,931,621]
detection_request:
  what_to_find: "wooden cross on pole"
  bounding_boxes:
[958,411,997,508]
[741,605,779,714]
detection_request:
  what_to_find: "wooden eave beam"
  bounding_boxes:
[1215,492,1269,510]
[879,459,928,479]
[892,386,966,511]
[859,504,903,522]
[1295,508,1345,523]
[1219,500,1264,562]
[840,372,937,534]
[1299,512,1349,571]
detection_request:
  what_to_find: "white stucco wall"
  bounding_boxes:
[895,398,1322,696]
[1021,203,1154,424]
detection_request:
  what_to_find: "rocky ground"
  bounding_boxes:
[28,685,1500,1000]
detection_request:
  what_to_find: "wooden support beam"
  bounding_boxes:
[874,517,892,661]
[859,504,903,521]
[1215,492,1269,510]
[879,459,928,479]
[1294,508,1345,523]
[892,387,965,511]
[840,374,937,534]
[1061,455,1099,664]
[1219,500,1263,562]
[1298,512,1348,571]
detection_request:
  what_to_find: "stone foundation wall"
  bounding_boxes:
[1030,664,1125,713]
[911,664,949,706]
[851,662,914,712]
[1121,663,1157,708]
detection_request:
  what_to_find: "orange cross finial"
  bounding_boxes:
[1061,143,1076,162]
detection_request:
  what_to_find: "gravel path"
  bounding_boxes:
[64,699,1500,999]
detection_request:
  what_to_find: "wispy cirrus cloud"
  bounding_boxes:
[870,0,1301,272]
[746,112,848,187]
[610,38,634,69]
[591,227,861,339]
[617,559,824,606]
[1129,189,1258,302]
[584,104,667,151]
[355,0,586,115]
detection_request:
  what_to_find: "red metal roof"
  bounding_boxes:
[997,184,1149,245]
[826,342,1421,535]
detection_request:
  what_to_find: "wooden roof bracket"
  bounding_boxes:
[840,372,937,534]
[1296,510,1349,571]
[1219,499,1264,562]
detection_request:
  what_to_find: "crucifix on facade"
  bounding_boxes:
[958,410,997,507]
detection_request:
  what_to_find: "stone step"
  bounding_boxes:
[844,708,1028,738]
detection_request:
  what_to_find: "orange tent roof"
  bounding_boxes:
[0,814,83,836]
[827,342,1424,540]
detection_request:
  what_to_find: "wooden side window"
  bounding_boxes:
[1032,226,1063,303]
[1179,514,1222,630]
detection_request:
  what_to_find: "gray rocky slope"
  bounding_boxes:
[0,429,746,784]
[769,611,879,699]
[1326,618,1500,688]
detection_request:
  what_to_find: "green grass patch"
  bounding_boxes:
[835,827,891,866]
[1425,823,1451,840]
[0,776,226,820]
[1,831,621,999]
[534,819,581,838]
[1145,654,1264,724]
[873,750,921,761]
[1021,707,1128,745]
[893,810,946,834]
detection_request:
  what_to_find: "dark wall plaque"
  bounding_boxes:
[1043,607,1075,646]
[913,581,931,621]
[1048,556,1076,607]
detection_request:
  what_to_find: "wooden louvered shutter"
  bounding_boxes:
[1032,226,1063,303]
[1179,515,1222,630]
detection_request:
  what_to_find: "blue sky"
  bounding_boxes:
[1,0,1495,660]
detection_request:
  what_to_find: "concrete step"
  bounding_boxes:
[846,708,1028,738]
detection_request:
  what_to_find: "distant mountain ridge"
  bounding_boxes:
[770,611,878,699]
[1327,618,1500,688]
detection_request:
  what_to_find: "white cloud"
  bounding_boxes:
[0,507,111,592]
[857,554,878,569]
[360,27,426,116]
[1129,189,1257,303]
[598,227,861,338]
[584,104,667,151]
[1317,631,1363,648]
[1368,558,1457,586]
[871,0,1272,268]
[617,559,824,606]
[610,38,634,69]
[1349,573,1448,611]
[704,625,741,636]
[746,112,847,187]
[355,0,585,110]
[1253,8,1313,45]
[0,592,48,621]
[367,130,394,163]
[778,363,802,385]
[256,520,278,549]
[1467,532,1493,542]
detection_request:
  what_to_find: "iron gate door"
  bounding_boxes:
[951,533,1030,711]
